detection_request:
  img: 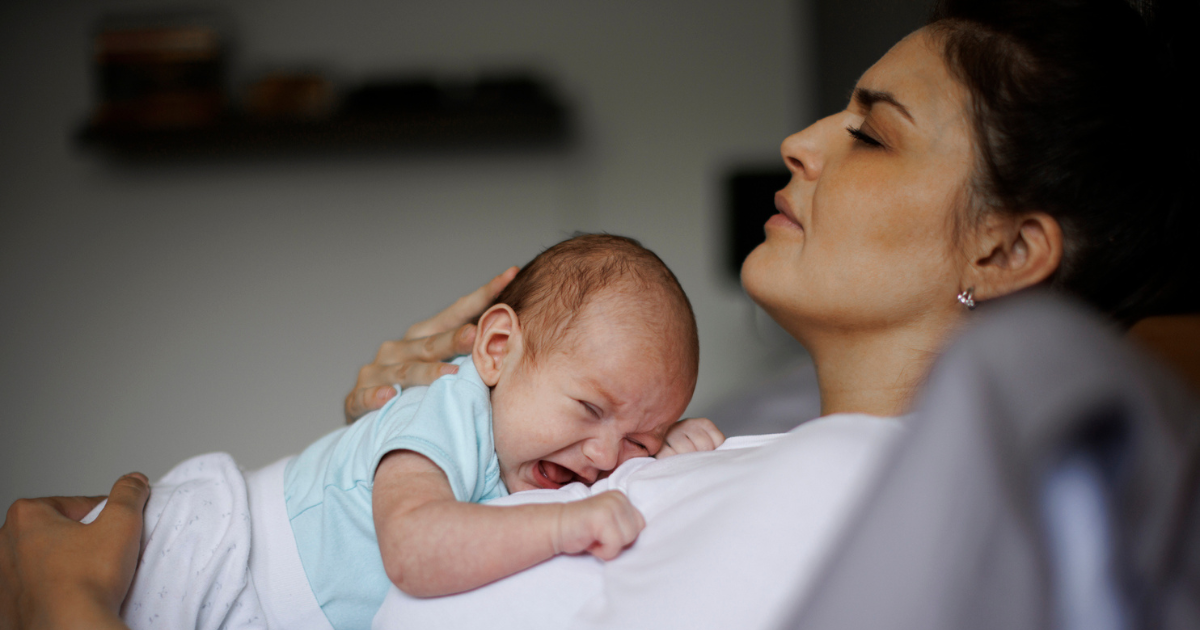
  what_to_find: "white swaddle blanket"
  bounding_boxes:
[84,453,330,630]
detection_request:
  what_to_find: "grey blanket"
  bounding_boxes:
[781,293,1200,630]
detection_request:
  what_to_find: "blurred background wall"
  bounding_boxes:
[0,0,816,507]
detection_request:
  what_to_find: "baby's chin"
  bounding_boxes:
[501,473,534,493]
[500,466,539,494]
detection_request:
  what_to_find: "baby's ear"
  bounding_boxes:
[473,304,521,387]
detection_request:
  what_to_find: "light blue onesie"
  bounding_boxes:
[283,356,508,630]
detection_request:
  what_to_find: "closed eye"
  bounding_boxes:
[579,400,602,419]
[846,125,883,148]
[626,438,649,453]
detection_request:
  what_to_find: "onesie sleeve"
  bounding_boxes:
[373,364,506,503]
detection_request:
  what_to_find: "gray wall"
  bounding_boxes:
[1,0,816,508]
[813,0,931,116]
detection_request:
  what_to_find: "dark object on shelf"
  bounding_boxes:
[244,72,336,122]
[77,74,572,160]
[726,167,791,279]
[91,18,226,129]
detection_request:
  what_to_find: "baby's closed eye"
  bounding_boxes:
[578,400,603,419]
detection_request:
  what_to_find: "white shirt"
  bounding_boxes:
[373,413,905,630]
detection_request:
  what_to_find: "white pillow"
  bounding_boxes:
[373,414,903,630]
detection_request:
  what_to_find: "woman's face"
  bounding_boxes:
[742,28,974,343]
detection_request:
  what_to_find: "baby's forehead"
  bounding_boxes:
[545,339,693,414]
[568,286,681,337]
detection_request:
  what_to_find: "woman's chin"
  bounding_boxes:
[741,241,791,305]
[741,241,811,336]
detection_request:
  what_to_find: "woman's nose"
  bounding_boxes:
[780,114,837,181]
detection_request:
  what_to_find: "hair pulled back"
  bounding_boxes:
[930,0,1198,325]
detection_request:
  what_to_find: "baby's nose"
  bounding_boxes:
[583,437,620,473]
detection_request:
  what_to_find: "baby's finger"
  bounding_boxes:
[659,431,698,457]
[686,430,715,453]
[406,267,518,339]
[604,491,644,542]
[591,521,641,561]
[698,420,726,449]
[589,531,626,561]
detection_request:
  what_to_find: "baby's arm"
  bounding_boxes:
[373,450,644,598]
[656,417,726,458]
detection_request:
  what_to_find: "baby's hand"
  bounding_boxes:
[556,491,644,561]
[657,417,726,458]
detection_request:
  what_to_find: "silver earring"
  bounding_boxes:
[957,287,976,310]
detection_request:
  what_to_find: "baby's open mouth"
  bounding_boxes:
[534,460,576,489]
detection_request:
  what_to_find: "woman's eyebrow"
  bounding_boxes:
[853,88,914,123]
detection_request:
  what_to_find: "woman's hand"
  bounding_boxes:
[656,418,726,458]
[344,267,519,423]
[0,473,150,630]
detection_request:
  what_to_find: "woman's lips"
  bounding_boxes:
[769,192,804,232]
[766,213,804,231]
[533,460,575,489]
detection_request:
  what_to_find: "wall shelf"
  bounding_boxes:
[75,76,573,161]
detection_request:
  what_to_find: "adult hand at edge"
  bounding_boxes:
[344,266,519,423]
[0,473,150,630]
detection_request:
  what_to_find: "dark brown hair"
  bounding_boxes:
[930,0,1197,325]
[494,233,699,377]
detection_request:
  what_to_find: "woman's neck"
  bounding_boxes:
[807,318,958,418]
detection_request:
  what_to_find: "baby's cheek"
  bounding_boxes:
[619,440,652,464]
[497,461,524,493]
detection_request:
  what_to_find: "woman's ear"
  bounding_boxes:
[473,304,521,387]
[966,211,1063,301]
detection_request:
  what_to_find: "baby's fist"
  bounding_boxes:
[657,417,726,458]
[557,491,644,561]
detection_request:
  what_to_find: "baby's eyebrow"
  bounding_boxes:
[583,378,619,408]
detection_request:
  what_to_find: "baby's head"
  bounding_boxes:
[471,234,699,492]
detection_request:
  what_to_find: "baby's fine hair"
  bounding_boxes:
[494,233,699,378]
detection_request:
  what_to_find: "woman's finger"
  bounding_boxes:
[409,326,476,363]
[93,473,150,531]
[374,325,476,366]
[344,359,466,422]
[41,495,107,522]
[404,267,518,340]
[384,361,461,387]
[345,385,396,423]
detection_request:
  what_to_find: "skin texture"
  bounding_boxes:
[373,288,713,597]
[742,28,1061,417]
